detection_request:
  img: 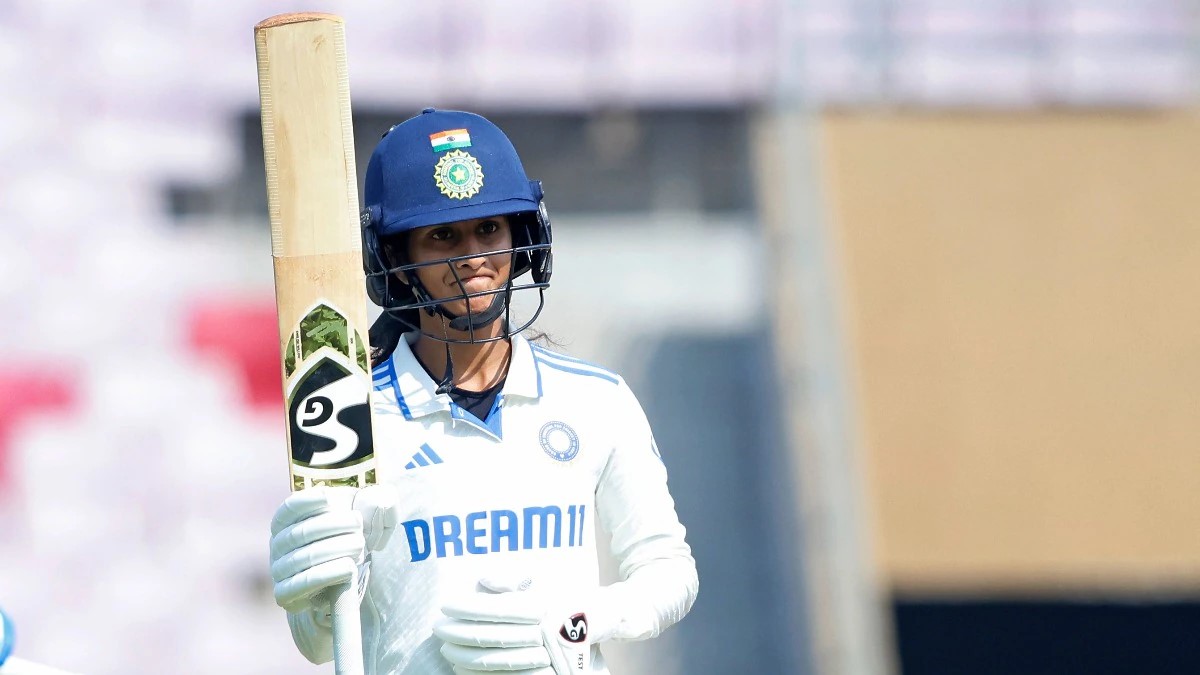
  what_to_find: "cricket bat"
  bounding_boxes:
[255,13,376,674]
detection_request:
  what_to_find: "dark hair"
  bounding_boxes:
[522,328,561,348]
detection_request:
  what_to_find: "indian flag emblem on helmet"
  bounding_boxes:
[434,150,484,200]
[429,128,471,152]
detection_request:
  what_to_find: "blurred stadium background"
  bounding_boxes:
[1,1,1199,673]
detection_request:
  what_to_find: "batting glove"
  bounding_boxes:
[268,484,398,615]
[434,577,595,675]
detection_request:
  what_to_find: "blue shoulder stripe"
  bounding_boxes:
[531,346,619,380]
[371,358,412,419]
[372,358,396,391]
[534,355,619,385]
[531,344,594,365]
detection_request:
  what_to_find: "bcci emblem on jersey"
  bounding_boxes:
[540,421,580,462]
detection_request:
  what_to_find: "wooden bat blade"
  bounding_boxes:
[255,12,375,675]
[255,14,377,492]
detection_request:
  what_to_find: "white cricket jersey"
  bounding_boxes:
[287,332,698,674]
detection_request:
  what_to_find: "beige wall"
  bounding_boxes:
[820,111,1200,594]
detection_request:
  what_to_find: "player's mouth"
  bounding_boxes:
[453,274,493,291]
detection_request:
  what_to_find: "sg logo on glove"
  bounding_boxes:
[559,613,588,644]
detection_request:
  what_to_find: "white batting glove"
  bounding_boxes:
[434,577,594,675]
[268,484,399,615]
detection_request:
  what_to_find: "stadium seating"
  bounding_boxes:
[185,297,283,410]
[0,369,76,488]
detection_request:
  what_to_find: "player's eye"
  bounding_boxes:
[428,227,454,242]
[477,219,500,236]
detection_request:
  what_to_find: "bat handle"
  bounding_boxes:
[323,577,365,675]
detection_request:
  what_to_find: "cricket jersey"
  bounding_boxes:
[286,332,698,674]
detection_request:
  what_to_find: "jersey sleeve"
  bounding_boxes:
[592,377,699,642]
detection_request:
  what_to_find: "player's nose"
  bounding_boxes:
[454,234,492,265]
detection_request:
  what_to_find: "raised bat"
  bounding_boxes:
[254,12,376,674]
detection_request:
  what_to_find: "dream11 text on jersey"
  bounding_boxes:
[402,504,588,562]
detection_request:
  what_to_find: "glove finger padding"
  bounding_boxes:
[274,556,358,614]
[269,509,363,562]
[439,578,593,675]
[352,483,400,551]
[268,485,398,615]
[440,643,552,671]
[271,525,366,583]
[442,590,544,624]
[434,617,543,648]
[270,486,355,535]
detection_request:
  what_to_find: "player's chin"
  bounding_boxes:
[467,296,500,315]
[443,294,500,318]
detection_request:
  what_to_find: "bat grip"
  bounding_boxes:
[322,576,365,675]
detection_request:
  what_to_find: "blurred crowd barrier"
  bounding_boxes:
[0,1,1197,674]
[822,112,1200,593]
[810,109,1200,673]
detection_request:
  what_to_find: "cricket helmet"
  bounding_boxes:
[360,108,552,343]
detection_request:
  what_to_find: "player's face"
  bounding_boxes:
[404,215,514,317]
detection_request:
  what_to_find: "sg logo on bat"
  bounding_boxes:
[283,302,376,488]
[290,360,372,468]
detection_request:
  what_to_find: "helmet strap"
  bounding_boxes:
[444,291,507,332]
[435,338,455,395]
[409,273,511,337]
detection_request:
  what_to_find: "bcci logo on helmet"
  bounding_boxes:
[559,613,588,644]
[434,150,484,199]
[540,421,580,462]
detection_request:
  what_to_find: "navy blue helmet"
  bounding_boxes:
[360,108,552,344]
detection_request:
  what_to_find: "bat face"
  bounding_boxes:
[256,14,377,490]
[282,302,375,488]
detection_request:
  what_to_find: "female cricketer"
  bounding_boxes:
[267,108,698,674]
